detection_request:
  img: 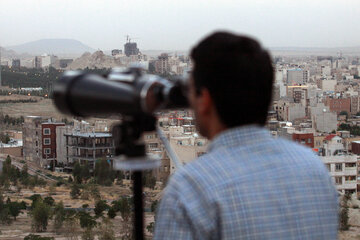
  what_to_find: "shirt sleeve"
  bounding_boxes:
[153,182,195,240]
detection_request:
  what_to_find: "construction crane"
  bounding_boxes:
[124,35,139,43]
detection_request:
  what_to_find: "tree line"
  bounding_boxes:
[338,123,360,136]
[0,114,25,126]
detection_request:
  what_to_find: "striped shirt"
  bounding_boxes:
[154,125,338,239]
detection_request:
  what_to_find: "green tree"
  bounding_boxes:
[94,200,109,217]
[73,162,82,184]
[0,207,12,224]
[68,176,73,183]
[24,234,54,240]
[146,222,155,234]
[89,184,101,201]
[43,196,55,206]
[94,159,114,185]
[78,212,97,229]
[29,194,42,209]
[80,164,91,182]
[70,184,81,199]
[21,164,29,182]
[151,200,158,213]
[339,111,349,119]
[53,201,65,232]
[143,171,156,189]
[339,192,351,231]
[31,200,51,232]
[117,197,132,222]
[107,207,116,219]
[7,201,22,220]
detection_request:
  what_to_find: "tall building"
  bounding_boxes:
[12,59,20,69]
[124,42,139,57]
[23,116,65,168]
[287,69,309,85]
[34,56,42,68]
[41,121,65,168]
[23,116,43,164]
[155,53,170,74]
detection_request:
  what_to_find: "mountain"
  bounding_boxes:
[6,39,95,55]
[0,47,32,58]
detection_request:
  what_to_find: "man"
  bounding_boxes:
[154,32,338,239]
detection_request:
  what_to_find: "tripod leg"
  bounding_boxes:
[133,171,144,240]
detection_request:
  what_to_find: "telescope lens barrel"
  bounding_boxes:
[52,69,189,118]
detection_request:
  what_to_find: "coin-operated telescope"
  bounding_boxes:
[53,67,189,240]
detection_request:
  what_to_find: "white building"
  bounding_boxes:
[321,155,358,195]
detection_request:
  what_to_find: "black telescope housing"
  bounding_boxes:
[52,67,189,240]
[53,67,189,117]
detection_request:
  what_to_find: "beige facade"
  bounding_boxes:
[22,116,42,164]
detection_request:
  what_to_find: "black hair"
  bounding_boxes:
[190,31,274,127]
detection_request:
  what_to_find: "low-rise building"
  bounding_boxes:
[321,155,358,195]
[64,132,114,170]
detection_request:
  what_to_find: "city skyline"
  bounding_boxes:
[0,0,359,51]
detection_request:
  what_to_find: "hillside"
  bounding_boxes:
[67,51,122,69]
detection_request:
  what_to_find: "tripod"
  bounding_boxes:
[112,115,160,240]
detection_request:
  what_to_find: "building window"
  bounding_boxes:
[44,138,51,145]
[43,128,51,135]
[345,163,356,168]
[308,138,312,143]
[35,141,38,147]
[335,177,342,185]
[335,163,342,172]
[148,143,158,149]
[345,176,356,181]
[44,148,51,154]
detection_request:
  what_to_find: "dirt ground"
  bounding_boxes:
[0,182,156,239]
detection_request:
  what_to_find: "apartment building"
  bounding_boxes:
[321,155,358,195]
[64,132,114,170]
[23,116,65,168]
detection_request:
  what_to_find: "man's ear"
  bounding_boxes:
[198,88,213,116]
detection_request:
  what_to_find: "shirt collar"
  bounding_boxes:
[207,124,272,152]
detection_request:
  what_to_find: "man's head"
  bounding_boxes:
[189,31,274,139]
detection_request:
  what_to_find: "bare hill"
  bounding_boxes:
[67,51,123,69]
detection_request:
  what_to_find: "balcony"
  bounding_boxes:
[344,167,357,175]
[342,181,357,189]
[68,154,113,161]
[66,143,114,149]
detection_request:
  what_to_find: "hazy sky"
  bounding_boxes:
[0,0,359,51]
